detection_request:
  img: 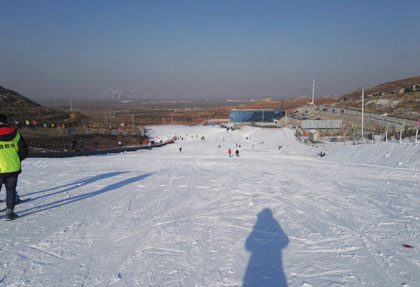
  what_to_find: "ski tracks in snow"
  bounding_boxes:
[2,126,420,286]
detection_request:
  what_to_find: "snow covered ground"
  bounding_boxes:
[1,125,420,286]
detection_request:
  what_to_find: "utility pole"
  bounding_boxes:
[311,78,315,104]
[132,114,135,134]
[361,88,364,140]
[342,122,345,144]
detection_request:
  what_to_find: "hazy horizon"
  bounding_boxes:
[1,1,419,101]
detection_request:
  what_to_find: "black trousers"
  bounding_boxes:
[0,175,18,210]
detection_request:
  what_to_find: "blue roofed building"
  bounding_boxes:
[230,109,285,127]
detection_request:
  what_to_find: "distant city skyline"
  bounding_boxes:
[1,1,419,101]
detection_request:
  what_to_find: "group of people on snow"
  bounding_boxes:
[228,148,240,157]
[65,138,97,152]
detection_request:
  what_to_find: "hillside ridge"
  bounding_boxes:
[334,76,420,120]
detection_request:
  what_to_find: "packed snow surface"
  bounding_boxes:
[1,125,420,286]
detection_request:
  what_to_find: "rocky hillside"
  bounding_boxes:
[0,85,41,109]
[0,85,94,127]
[0,85,146,151]
[334,76,420,120]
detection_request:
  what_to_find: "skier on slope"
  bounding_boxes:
[71,138,77,151]
[228,148,232,157]
[79,139,85,151]
[0,114,29,221]
[235,149,240,157]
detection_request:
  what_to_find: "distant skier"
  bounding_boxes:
[71,138,77,151]
[79,140,85,151]
[228,148,232,157]
[235,149,240,157]
[94,140,99,150]
[319,151,326,157]
[179,147,182,152]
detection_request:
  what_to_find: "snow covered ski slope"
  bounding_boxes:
[1,125,420,286]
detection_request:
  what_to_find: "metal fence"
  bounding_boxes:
[301,120,342,129]
[316,105,418,128]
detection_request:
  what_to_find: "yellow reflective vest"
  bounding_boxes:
[0,132,21,174]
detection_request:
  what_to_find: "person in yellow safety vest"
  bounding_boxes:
[0,114,28,221]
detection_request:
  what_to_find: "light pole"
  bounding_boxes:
[132,114,135,135]
[311,78,315,104]
[361,88,364,140]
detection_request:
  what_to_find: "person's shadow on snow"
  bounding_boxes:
[243,208,289,287]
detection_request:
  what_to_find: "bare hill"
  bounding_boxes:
[0,86,41,109]
[0,85,144,151]
[0,85,94,127]
[334,76,420,120]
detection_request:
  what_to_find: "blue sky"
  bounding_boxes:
[1,0,419,101]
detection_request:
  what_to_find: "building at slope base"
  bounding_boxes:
[230,109,285,127]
